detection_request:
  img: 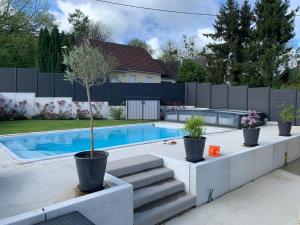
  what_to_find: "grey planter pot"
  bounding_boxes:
[183,136,206,163]
[74,151,109,193]
[243,127,260,147]
[278,121,292,136]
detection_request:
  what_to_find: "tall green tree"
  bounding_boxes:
[49,26,62,72]
[0,0,55,68]
[178,58,207,82]
[254,0,298,86]
[68,9,89,39]
[0,32,37,67]
[37,28,50,72]
[205,0,240,84]
[160,41,180,77]
[128,38,153,55]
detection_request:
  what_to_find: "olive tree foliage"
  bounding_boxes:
[63,41,116,156]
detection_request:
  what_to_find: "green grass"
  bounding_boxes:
[0,120,147,135]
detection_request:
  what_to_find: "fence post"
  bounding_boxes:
[209,83,212,108]
[15,67,17,92]
[226,84,229,109]
[170,83,173,103]
[195,82,198,107]
[53,73,56,97]
[268,87,271,118]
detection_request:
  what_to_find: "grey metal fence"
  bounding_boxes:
[0,67,185,106]
[269,89,297,122]
[196,83,211,108]
[228,86,247,110]
[247,87,270,116]
[185,82,300,124]
[211,84,228,109]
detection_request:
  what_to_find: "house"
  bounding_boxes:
[92,41,169,83]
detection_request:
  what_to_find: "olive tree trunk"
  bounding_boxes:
[85,86,95,157]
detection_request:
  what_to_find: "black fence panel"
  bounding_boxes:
[248,87,270,116]
[186,83,197,106]
[228,86,248,110]
[91,83,109,102]
[270,89,297,121]
[0,68,16,92]
[38,73,54,97]
[54,73,74,97]
[211,84,228,109]
[297,91,300,125]
[17,68,37,92]
[141,83,172,105]
[109,83,140,105]
[74,83,87,101]
[171,83,185,105]
[196,83,211,108]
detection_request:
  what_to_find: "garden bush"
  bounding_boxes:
[110,107,124,120]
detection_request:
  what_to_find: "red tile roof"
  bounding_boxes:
[90,41,164,74]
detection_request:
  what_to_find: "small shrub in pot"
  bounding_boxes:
[241,110,260,147]
[278,105,300,136]
[183,116,206,162]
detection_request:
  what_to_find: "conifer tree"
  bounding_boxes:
[254,0,298,86]
[37,28,50,72]
[49,26,62,72]
[205,0,240,84]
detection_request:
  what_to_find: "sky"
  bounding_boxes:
[50,0,300,58]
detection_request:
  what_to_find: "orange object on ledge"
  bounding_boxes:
[208,145,221,157]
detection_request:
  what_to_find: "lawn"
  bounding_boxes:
[0,120,147,135]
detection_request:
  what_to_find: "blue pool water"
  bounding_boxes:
[0,124,184,160]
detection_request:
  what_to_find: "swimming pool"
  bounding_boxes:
[0,124,184,160]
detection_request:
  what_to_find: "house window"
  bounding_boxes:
[128,75,136,83]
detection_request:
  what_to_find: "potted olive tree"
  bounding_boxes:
[278,105,300,136]
[183,116,206,162]
[63,41,115,193]
[241,110,260,147]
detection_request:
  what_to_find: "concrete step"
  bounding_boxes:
[134,179,185,209]
[122,167,174,190]
[107,154,163,177]
[134,192,196,225]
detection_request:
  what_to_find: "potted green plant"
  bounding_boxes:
[63,41,115,193]
[183,116,206,162]
[278,105,300,136]
[241,110,260,147]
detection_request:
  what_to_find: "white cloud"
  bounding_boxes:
[52,0,219,44]
[52,0,300,56]
[146,37,161,58]
[197,27,215,48]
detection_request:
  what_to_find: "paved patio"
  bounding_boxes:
[164,159,300,225]
[0,122,300,221]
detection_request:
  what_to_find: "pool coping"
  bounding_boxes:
[0,123,184,163]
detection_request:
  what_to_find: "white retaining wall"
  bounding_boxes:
[188,135,300,206]
[0,92,109,118]
[0,174,133,225]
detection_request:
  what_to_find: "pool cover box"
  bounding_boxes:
[165,109,266,129]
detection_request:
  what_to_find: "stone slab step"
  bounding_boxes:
[122,167,174,190]
[107,154,163,178]
[134,179,185,209]
[134,192,196,225]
